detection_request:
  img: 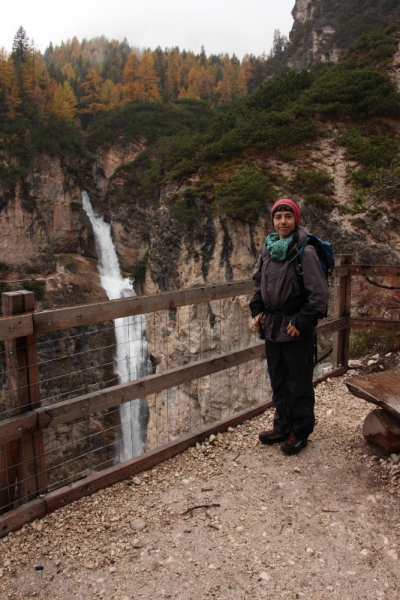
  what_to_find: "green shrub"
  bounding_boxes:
[87,100,212,149]
[349,329,400,357]
[213,163,274,222]
[277,150,297,162]
[304,194,335,211]
[345,26,398,67]
[367,208,384,220]
[0,282,11,295]
[305,65,400,119]
[339,129,399,167]
[130,252,149,288]
[350,217,366,228]
[171,187,211,224]
[290,169,333,197]
[22,280,46,301]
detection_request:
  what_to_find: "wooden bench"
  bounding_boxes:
[345,371,400,452]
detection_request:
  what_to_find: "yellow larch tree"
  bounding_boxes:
[0,50,21,118]
[61,62,76,82]
[135,51,160,101]
[165,49,182,98]
[121,52,140,103]
[80,67,103,114]
[52,80,77,120]
[100,78,120,110]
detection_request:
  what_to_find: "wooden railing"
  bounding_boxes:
[0,256,399,536]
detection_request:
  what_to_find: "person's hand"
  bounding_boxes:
[286,322,300,337]
[253,313,265,329]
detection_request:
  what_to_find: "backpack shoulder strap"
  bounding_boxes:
[294,235,310,276]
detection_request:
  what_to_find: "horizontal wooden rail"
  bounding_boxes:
[349,317,400,331]
[37,343,265,427]
[316,317,348,336]
[0,313,33,341]
[0,266,397,340]
[0,317,355,443]
[0,399,274,537]
[0,412,38,444]
[331,264,400,278]
[33,280,255,334]
[2,259,400,536]
[349,265,400,277]
[0,343,265,441]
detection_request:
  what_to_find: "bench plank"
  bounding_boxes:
[345,373,400,419]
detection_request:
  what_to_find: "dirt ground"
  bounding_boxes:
[0,365,399,600]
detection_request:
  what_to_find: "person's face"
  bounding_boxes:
[273,210,296,239]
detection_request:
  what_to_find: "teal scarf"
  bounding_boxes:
[265,233,293,261]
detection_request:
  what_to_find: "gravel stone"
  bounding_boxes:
[0,365,399,599]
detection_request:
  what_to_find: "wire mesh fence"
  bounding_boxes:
[0,292,268,513]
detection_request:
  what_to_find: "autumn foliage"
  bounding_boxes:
[0,27,275,125]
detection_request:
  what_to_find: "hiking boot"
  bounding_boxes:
[280,432,308,455]
[258,429,287,445]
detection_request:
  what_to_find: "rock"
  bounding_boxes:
[130,519,147,532]
[363,409,400,452]
[348,360,363,368]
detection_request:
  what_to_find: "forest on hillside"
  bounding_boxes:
[1,21,400,229]
[0,27,287,120]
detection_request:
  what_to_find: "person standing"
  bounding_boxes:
[250,199,329,455]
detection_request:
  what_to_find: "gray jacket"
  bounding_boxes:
[249,225,329,342]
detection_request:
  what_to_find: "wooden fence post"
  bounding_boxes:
[332,255,352,369]
[0,291,47,514]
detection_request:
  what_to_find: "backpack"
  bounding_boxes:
[295,233,334,357]
[294,233,334,280]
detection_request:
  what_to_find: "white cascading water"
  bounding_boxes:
[82,191,151,462]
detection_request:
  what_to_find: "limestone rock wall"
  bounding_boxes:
[0,154,86,275]
[288,0,400,70]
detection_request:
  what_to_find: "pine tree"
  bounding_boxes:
[11,26,30,66]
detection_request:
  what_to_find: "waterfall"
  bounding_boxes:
[82,191,150,462]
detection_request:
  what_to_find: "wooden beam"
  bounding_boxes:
[36,343,266,428]
[331,265,350,277]
[19,292,48,499]
[0,330,348,444]
[332,255,352,369]
[349,318,400,331]
[0,498,47,538]
[0,292,47,513]
[0,413,38,444]
[316,317,348,336]
[44,400,273,514]
[349,265,400,278]
[345,374,400,418]
[0,314,33,341]
[0,293,25,512]
[33,280,255,333]
[313,365,347,385]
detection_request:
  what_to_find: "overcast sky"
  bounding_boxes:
[1,0,295,59]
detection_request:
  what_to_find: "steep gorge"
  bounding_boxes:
[1,1,400,456]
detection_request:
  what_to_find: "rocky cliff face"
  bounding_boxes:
[1,29,400,452]
[288,0,400,70]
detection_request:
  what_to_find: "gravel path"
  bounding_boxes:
[0,373,399,600]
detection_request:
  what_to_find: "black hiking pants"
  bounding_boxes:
[266,336,315,440]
